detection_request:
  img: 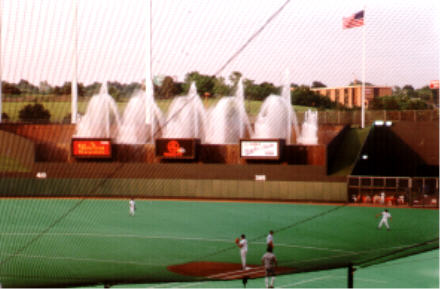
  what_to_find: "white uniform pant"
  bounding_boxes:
[378,218,389,229]
[240,250,247,269]
[129,208,135,216]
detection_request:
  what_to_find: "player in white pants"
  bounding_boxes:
[262,246,277,288]
[237,234,248,270]
[129,199,136,216]
[376,209,392,230]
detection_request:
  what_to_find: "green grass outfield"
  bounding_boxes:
[0,199,438,287]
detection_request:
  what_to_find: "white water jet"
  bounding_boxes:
[252,70,299,145]
[163,82,207,141]
[205,80,252,144]
[297,109,318,145]
[116,83,164,144]
[253,94,293,143]
[281,70,300,139]
[75,82,121,138]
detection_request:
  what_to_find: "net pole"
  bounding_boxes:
[145,0,152,124]
[361,7,366,128]
[348,264,355,288]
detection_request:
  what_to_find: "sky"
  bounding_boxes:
[0,0,439,88]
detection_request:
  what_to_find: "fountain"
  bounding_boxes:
[252,71,299,145]
[163,82,207,141]
[116,82,164,144]
[205,80,252,144]
[252,95,292,142]
[297,109,318,145]
[74,82,121,138]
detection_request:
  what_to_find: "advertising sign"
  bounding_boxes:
[71,139,112,158]
[155,138,198,159]
[429,80,439,89]
[240,139,282,160]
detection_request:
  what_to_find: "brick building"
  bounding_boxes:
[311,84,392,108]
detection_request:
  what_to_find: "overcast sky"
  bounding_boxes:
[1,0,439,88]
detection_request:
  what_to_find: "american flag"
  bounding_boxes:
[343,10,364,29]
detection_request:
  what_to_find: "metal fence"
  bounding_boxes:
[309,109,439,126]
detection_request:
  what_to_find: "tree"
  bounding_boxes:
[84,82,102,96]
[213,76,232,96]
[349,81,374,86]
[311,81,326,88]
[244,79,279,101]
[108,84,121,101]
[1,112,10,122]
[382,96,400,110]
[183,71,215,96]
[17,79,39,94]
[369,97,384,110]
[369,95,429,110]
[291,85,335,109]
[402,84,417,98]
[18,103,51,123]
[158,76,176,99]
[2,81,21,95]
[415,86,433,102]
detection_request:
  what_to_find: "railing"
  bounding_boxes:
[348,175,439,208]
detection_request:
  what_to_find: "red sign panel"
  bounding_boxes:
[155,138,198,159]
[429,80,439,89]
[72,139,112,158]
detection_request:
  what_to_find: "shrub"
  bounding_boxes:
[18,103,51,123]
[1,112,10,122]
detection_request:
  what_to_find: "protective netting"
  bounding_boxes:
[0,0,438,287]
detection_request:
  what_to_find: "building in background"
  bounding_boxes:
[311,81,392,108]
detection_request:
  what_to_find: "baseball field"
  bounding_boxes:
[0,198,437,287]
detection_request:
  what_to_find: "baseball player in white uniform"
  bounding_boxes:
[266,230,274,249]
[262,246,277,288]
[376,209,392,230]
[129,199,136,216]
[237,234,248,270]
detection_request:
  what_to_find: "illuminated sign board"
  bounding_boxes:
[71,138,112,158]
[430,80,439,89]
[240,139,282,160]
[155,138,198,159]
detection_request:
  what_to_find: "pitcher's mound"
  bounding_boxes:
[168,261,295,280]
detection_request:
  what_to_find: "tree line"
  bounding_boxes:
[1,71,435,110]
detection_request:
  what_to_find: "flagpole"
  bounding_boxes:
[361,7,366,128]
[0,0,2,123]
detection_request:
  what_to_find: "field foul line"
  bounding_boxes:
[281,243,425,267]
[0,232,354,254]
[347,277,388,284]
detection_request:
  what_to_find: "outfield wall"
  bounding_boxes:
[0,178,348,202]
[0,124,349,202]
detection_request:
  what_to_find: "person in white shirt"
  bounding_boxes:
[236,234,248,270]
[376,209,392,230]
[129,199,136,216]
[266,230,274,249]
